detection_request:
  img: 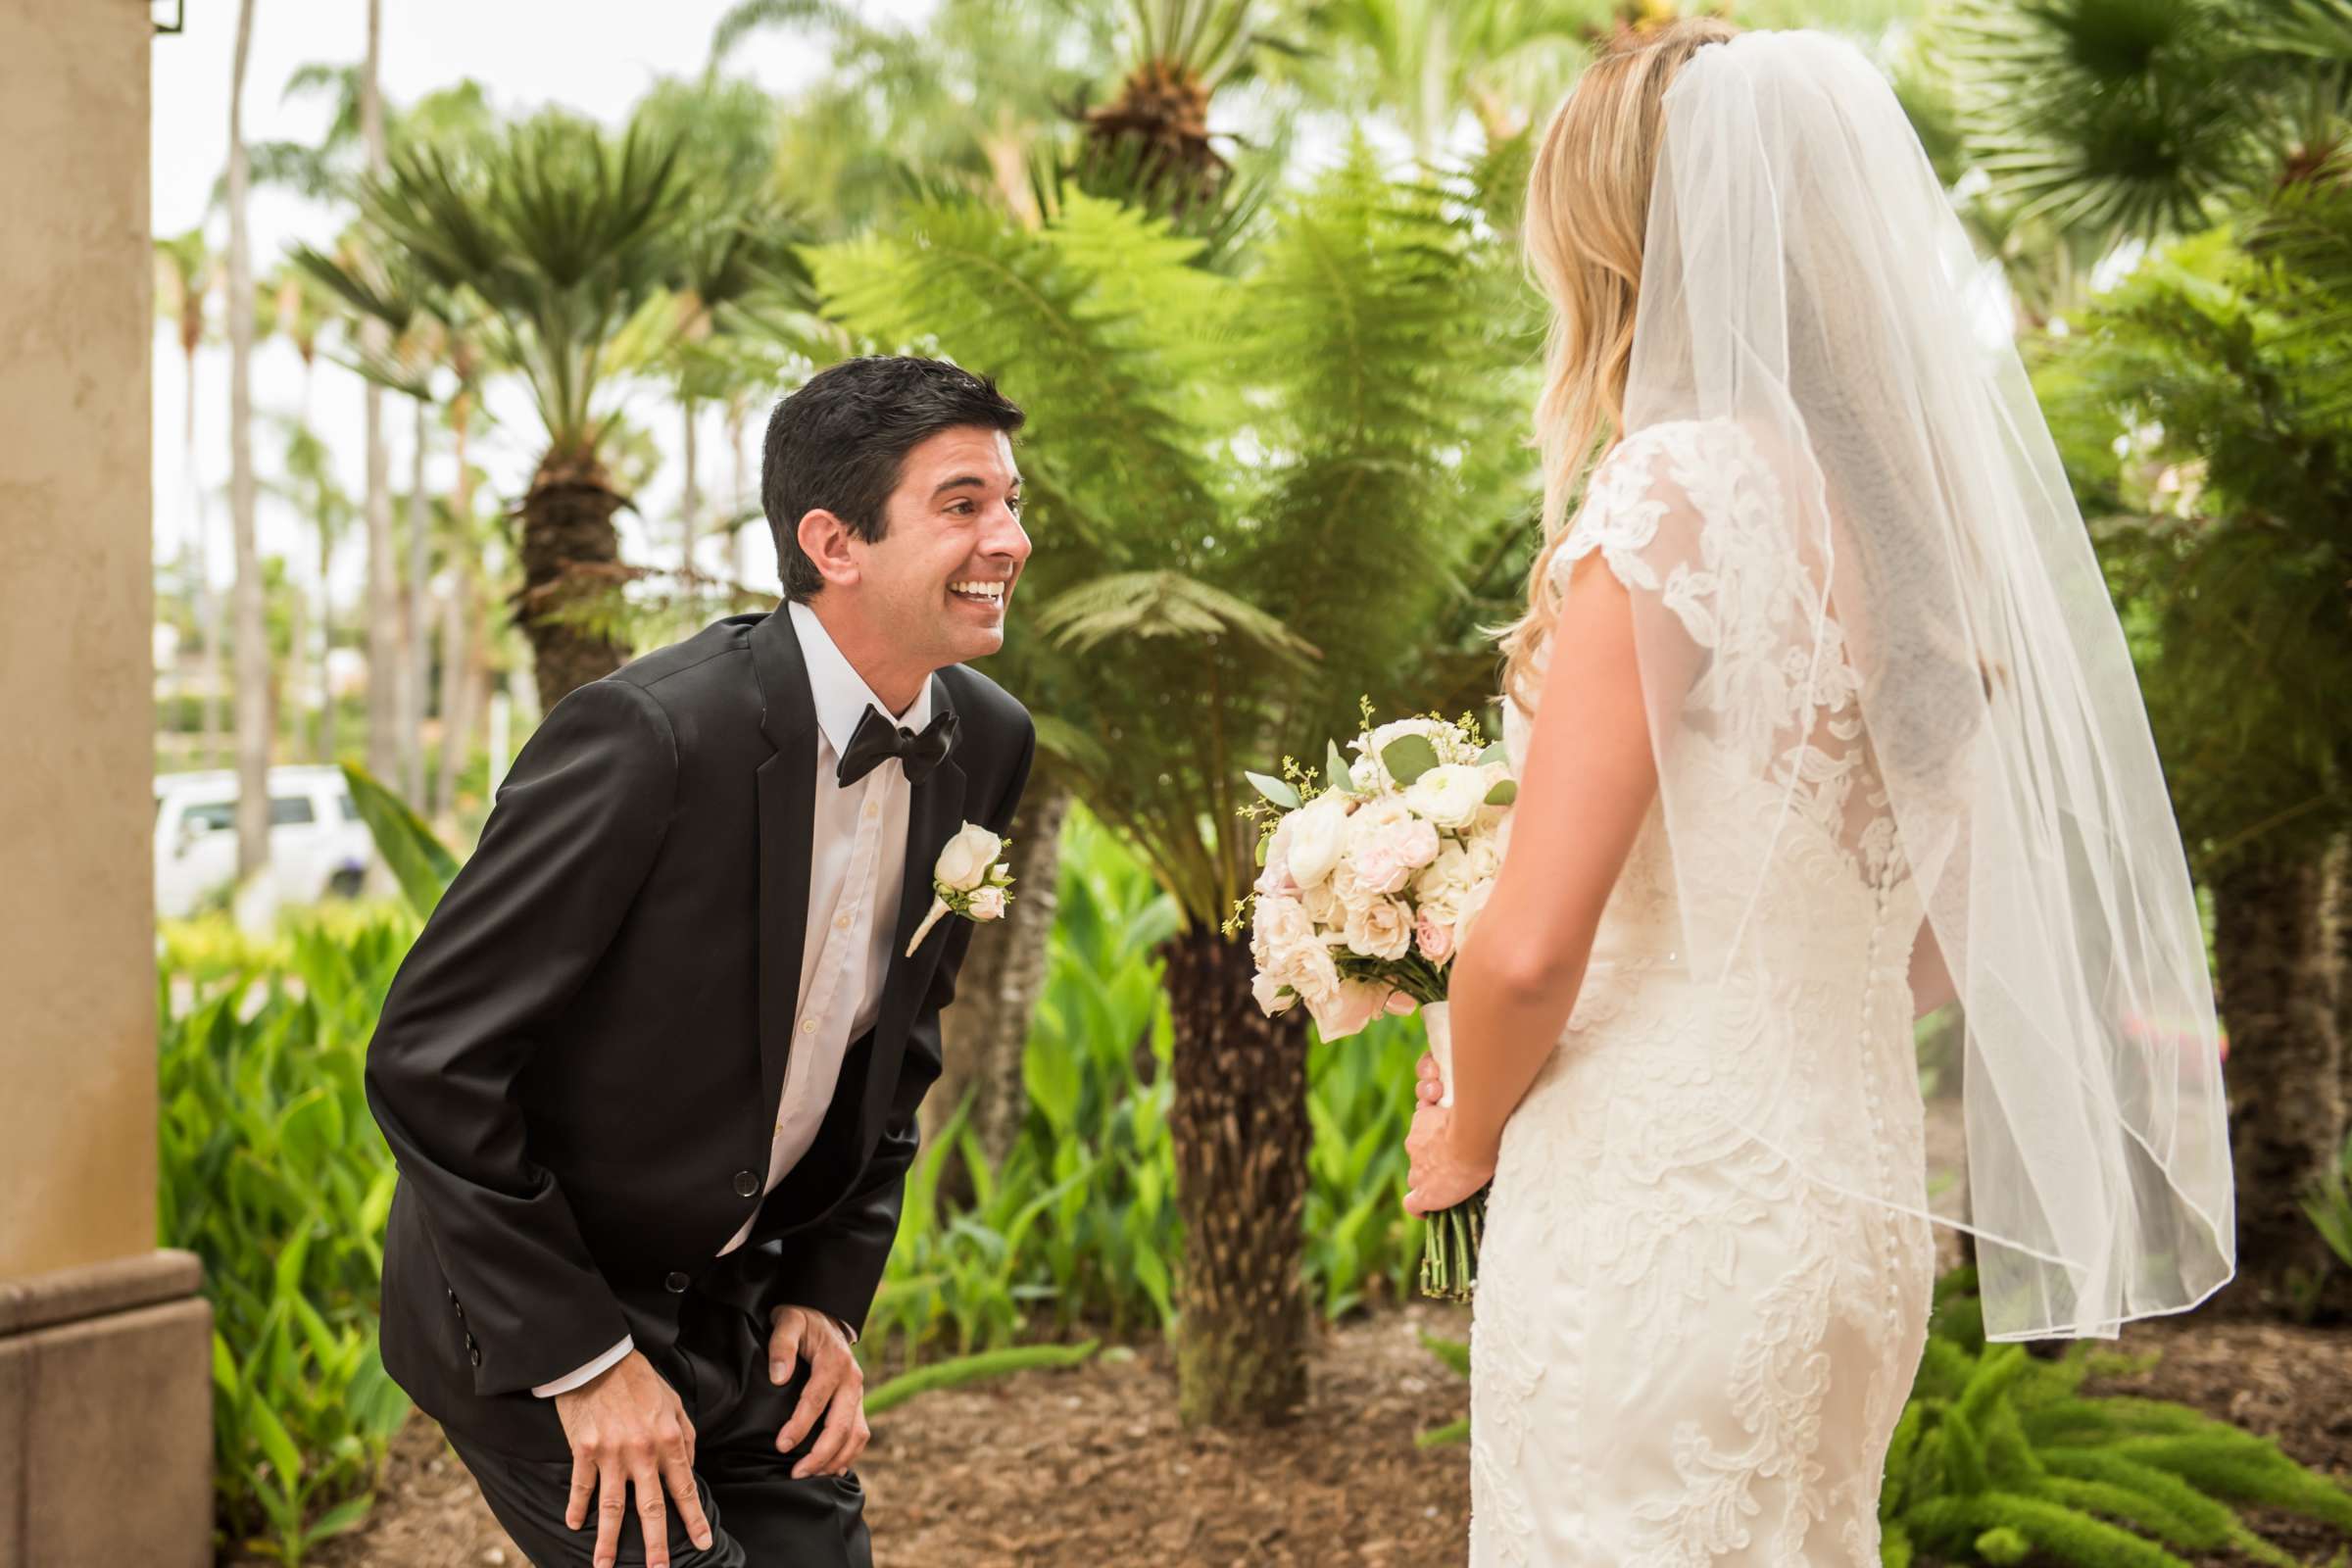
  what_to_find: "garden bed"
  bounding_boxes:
[273,1301,2352,1568]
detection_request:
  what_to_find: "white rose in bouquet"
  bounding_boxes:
[934,823,1004,892]
[1252,967,1298,1016]
[1286,792,1351,887]
[1299,878,1341,927]
[1329,858,1377,918]
[1405,763,1491,831]
[1414,842,1473,924]
[1254,895,1315,966]
[1344,897,1414,961]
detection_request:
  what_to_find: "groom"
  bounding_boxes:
[365,355,1035,1567]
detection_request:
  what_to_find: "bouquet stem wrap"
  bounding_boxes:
[1417,1002,1487,1302]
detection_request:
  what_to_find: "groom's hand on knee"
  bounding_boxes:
[767,1304,869,1478]
[553,1349,713,1568]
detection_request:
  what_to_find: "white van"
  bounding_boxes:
[154,764,381,918]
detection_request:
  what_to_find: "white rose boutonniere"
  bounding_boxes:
[906,822,1014,956]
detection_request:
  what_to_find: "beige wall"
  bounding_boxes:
[0,0,158,1279]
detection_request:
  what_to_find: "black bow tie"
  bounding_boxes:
[837,704,959,787]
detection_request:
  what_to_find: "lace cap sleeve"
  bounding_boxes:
[1549,419,1788,657]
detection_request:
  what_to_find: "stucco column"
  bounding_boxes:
[0,4,212,1564]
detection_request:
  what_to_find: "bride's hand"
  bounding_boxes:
[1403,1057,1496,1216]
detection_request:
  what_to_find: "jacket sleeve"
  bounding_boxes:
[760,713,1036,1336]
[365,678,677,1396]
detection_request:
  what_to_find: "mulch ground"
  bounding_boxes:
[268,1301,2352,1568]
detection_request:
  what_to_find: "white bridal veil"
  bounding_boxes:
[1612,28,2233,1338]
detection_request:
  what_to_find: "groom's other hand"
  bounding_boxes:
[768,1304,870,1478]
[553,1349,713,1568]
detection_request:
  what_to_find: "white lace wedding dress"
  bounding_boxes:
[1473,419,1936,1567]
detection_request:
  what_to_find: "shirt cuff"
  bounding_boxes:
[532,1335,634,1397]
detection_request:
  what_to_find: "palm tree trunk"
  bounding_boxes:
[680,395,701,586]
[928,781,1072,1171]
[1165,925,1312,1427]
[317,528,336,764]
[434,572,471,827]
[361,0,397,788]
[2214,849,2347,1312]
[226,0,270,883]
[517,447,631,710]
[404,397,430,804]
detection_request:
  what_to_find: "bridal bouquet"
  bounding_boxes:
[1229,707,1516,1301]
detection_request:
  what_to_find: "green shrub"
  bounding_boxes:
[159,912,416,1562]
[1882,1269,2352,1567]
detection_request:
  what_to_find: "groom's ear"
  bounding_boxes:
[795,508,863,592]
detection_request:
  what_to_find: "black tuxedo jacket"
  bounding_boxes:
[365,607,1033,1456]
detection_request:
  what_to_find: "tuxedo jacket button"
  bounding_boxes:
[733,1170,760,1198]
[468,1347,482,1366]
[665,1271,691,1294]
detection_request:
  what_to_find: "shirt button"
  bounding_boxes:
[835,914,853,930]
[862,802,878,819]
[801,1018,816,1033]
[665,1271,691,1294]
[734,1169,760,1198]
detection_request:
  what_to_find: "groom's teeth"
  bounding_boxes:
[950,580,1004,602]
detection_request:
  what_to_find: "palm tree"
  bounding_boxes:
[306,111,698,710]
[226,0,271,885]
[629,74,813,598]
[805,140,1541,1423]
[1932,0,2350,242]
[265,420,358,763]
[710,0,1118,226]
[155,228,220,768]
[361,0,398,793]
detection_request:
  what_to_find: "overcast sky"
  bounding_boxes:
[150,0,926,601]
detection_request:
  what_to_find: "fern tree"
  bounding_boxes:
[803,142,1540,1424]
[2035,214,2352,1310]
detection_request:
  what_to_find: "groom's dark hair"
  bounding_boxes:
[762,355,1027,602]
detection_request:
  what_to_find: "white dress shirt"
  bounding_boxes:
[533,601,926,1397]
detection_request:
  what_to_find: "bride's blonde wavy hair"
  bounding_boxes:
[1498,16,1740,713]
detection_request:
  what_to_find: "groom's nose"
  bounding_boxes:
[981,502,1031,568]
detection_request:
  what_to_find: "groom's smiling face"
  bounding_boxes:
[859,424,1029,667]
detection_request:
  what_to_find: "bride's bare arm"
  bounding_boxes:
[1443,555,1662,1166]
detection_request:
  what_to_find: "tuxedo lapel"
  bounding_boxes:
[865,675,965,1140]
[749,611,817,1133]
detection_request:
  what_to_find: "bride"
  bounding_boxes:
[1402,22,2236,1567]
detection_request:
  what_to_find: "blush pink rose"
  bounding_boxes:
[1415,908,1456,963]
[1312,977,1393,1042]
[966,886,1007,921]
[1352,817,1442,895]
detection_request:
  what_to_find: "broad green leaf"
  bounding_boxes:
[1485,780,1518,807]
[340,762,459,918]
[1381,735,1440,786]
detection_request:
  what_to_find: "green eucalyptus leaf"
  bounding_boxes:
[1485,780,1518,807]
[1381,734,1440,786]
[1477,741,1509,766]
[1326,740,1353,791]
[1245,770,1301,810]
